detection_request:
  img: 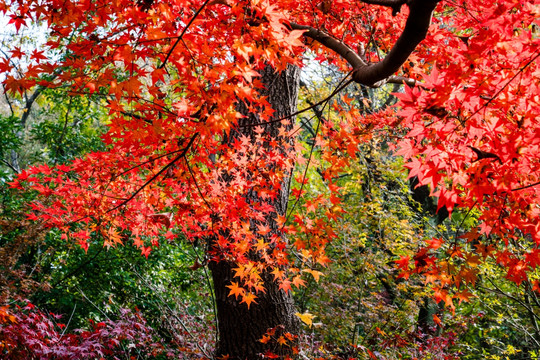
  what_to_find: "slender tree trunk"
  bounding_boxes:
[210,65,301,359]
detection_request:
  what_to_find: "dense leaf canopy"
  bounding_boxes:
[2,0,540,329]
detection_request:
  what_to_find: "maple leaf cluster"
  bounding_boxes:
[2,0,540,308]
[390,0,540,299]
[2,0,375,302]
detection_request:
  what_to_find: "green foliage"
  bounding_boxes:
[453,257,540,359]
[290,73,468,358]
[32,231,214,336]
[296,141,430,352]
[0,85,215,346]
[0,114,23,180]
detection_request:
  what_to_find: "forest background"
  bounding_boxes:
[0,0,540,359]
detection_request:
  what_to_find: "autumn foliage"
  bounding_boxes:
[1,0,540,357]
[0,303,176,359]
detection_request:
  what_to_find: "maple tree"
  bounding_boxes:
[0,303,178,359]
[1,0,540,358]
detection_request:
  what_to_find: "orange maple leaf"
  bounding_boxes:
[426,237,444,250]
[233,265,247,279]
[240,292,257,309]
[226,281,244,299]
[454,289,474,304]
[276,335,287,346]
[291,275,306,288]
[433,314,443,327]
[302,269,324,283]
[279,278,292,293]
[259,335,271,344]
[271,267,285,280]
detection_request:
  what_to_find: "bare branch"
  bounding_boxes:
[360,0,407,15]
[0,157,20,173]
[291,0,440,87]
[2,84,15,115]
[352,0,440,85]
[386,75,416,87]
[290,23,366,69]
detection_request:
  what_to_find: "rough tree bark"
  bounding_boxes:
[209,65,301,359]
[210,262,300,359]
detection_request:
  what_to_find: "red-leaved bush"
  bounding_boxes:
[0,303,174,359]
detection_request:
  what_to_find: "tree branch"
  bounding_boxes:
[353,0,439,85]
[360,0,408,15]
[290,23,366,69]
[158,0,213,69]
[387,75,416,87]
[107,132,199,213]
[0,157,19,173]
[20,86,44,128]
[291,0,439,87]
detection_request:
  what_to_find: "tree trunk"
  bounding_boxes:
[210,65,301,359]
[210,261,300,359]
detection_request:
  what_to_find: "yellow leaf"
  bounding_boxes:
[255,239,268,252]
[295,312,315,328]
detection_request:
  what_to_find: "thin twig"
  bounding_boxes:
[158,0,213,69]
[131,267,214,358]
[108,147,194,182]
[511,180,540,192]
[184,157,214,213]
[189,241,219,343]
[107,133,198,213]
[462,50,540,124]
[53,96,73,163]
[61,303,77,336]
[239,72,354,128]
[0,157,19,173]
[76,286,111,320]
[283,72,353,225]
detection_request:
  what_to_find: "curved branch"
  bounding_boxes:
[360,0,407,15]
[353,0,439,85]
[387,75,417,87]
[291,0,439,87]
[290,23,366,69]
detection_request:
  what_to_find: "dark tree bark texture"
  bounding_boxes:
[210,65,301,359]
[210,261,299,359]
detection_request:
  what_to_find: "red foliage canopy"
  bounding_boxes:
[2,0,540,304]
